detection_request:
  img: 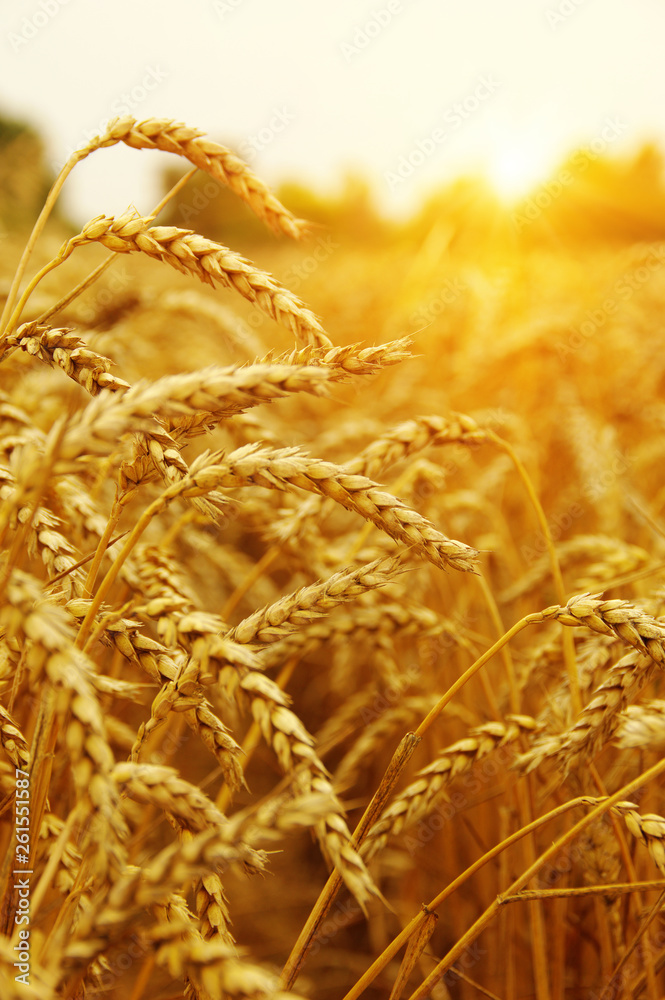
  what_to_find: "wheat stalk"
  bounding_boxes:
[226,555,405,644]
[176,443,479,573]
[362,716,538,859]
[62,211,331,348]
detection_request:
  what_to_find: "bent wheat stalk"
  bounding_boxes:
[81,115,307,238]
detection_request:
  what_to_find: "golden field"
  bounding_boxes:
[1,115,665,999]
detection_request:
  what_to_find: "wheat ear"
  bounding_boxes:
[63,212,331,348]
[178,443,478,574]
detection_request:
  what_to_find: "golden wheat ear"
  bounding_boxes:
[84,116,309,239]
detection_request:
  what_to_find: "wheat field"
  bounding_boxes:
[0,116,665,1000]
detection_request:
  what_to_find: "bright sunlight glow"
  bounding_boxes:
[484,144,558,202]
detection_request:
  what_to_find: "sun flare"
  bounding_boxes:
[484,143,558,202]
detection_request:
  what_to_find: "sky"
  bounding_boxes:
[1,0,664,225]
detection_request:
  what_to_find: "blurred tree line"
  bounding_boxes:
[159,165,395,246]
[0,114,53,231]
